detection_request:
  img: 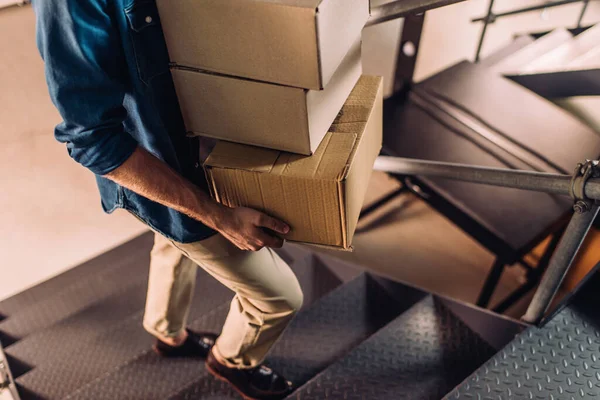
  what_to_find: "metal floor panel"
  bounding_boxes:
[62,258,345,400]
[0,233,153,316]
[447,272,600,400]
[168,274,411,400]
[0,256,148,346]
[291,296,496,400]
[0,240,151,343]
[65,305,230,400]
[15,268,234,400]
[5,280,148,367]
[13,247,334,399]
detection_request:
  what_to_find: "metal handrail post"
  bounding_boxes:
[522,205,599,323]
[475,0,495,62]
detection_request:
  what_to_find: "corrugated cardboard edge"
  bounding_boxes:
[294,240,354,252]
[337,77,384,249]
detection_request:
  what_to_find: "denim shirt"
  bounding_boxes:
[33,0,215,243]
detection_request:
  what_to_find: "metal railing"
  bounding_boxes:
[473,0,594,61]
[0,341,20,400]
[367,0,467,26]
[374,156,600,324]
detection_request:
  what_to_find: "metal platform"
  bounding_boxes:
[448,270,600,399]
[68,274,413,400]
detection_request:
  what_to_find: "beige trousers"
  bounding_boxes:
[143,232,303,369]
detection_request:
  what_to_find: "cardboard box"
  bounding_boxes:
[156,0,370,90]
[172,39,362,155]
[204,76,383,250]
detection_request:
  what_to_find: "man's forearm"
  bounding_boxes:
[105,146,225,230]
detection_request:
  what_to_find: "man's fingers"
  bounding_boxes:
[253,229,283,249]
[269,236,284,249]
[257,213,290,235]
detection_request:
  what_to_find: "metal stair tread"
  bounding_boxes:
[447,271,600,399]
[58,256,346,400]
[0,247,150,343]
[167,273,422,400]
[12,246,330,399]
[290,296,496,400]
[0,232,153,316]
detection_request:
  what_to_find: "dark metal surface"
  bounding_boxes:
[476,258,507,308]
[65,274,398,400]
[438,297,527,351]
[523,205,600,324]
[448,270,600,399]
[392,12,425,95]
[5,280,148,368]
[0,232,153,316]
[13,247,333,399]
[15,270,232,400]
[291,296,495,400]
[0,250,149,346]
[382,60,599,253]
[367,0,466,27]
[508,68,600,98]
[474,0,495,62]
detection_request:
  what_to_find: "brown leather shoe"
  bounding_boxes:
[206,349,293,400]
[153,329,218,358]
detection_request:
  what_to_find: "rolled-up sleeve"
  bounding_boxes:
[33,0,138,176]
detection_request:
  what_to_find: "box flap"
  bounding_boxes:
[342,76,384,246]
[206,76,378,182]
[205,142,280,173]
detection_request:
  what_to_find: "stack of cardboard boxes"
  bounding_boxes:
[157,0,383,250]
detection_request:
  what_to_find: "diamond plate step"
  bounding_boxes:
[167,273,423,400]
[14,247,332,399]
[61,257,344,400]
[0,233,153,317]
[291,296,496,400]
[5,280,148,369]
[447,270,600,400]
[0,235,152,346]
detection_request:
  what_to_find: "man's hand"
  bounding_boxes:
[215,207,290,251]
[105,147,291,252]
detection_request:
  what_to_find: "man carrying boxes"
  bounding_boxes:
[34,0,375,398]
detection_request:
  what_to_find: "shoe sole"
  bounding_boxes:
[206,362,263,400]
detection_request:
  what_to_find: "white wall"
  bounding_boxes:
[0,0,26,9]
